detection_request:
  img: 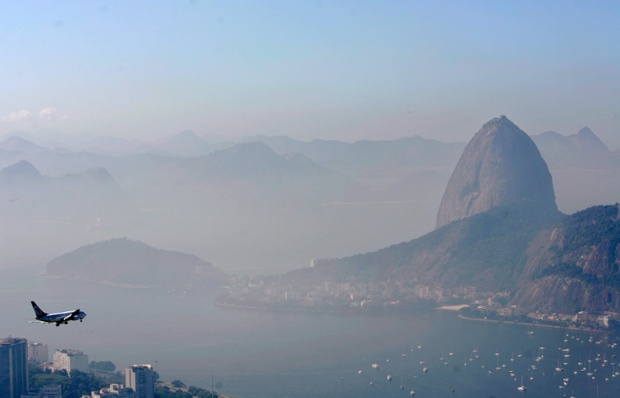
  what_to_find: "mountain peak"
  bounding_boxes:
[577,126,595,138]
[435,116,557,229]
[575,126,609,153]
[207,142,288,177]
[0,160,42,180]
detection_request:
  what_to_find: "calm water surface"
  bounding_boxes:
[2,267,619,398]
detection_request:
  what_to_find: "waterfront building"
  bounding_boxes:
[0,336,29,398]
[27,342,49,364]
[52,349,89,374]
[125,365,155,398]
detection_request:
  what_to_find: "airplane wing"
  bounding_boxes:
[63,309,81,322]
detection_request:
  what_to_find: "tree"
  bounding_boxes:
[90,360,116,372]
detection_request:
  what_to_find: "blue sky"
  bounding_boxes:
[1,1,619,147]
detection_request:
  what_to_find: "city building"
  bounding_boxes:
[21,384,62,398]
[27,342,49,364]
[87,384,135,398]
[0,337,29,398]
[52,349,89,374]
[125,365,155,398]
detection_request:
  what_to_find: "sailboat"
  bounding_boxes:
[517,376,526,391]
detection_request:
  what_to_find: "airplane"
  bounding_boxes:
[30,301,87,326]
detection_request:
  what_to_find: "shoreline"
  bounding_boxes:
[456,313,607,334]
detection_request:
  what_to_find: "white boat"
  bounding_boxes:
[517,376,527,391]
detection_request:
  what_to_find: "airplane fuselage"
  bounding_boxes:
[37,310,87,324]
[31,301,86,326]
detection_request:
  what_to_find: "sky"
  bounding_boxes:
[1,1,619,148]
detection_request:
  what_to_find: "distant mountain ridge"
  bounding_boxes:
[0,160,132,223]
[531,127,610,168]
[245,134,466,184]
[1,119,619,275]
[0,136,49,155]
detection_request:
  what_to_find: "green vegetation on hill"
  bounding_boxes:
[556,204,620,257]
[45,238,227,292]
[327,200,563,290]
[30,368,106,398]
[542,204,620,290]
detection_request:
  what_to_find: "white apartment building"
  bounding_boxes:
[52,349,89,374]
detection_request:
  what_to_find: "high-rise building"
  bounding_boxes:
[0,337,29,398]
[52,349,89,374]
[27,342,48,364]
[125,365,155,398]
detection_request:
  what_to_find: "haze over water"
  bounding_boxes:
[3,267,620,398]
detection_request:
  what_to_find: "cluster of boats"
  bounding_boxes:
[346,331,620,397]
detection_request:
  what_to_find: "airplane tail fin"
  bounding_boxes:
[31,301,47,318]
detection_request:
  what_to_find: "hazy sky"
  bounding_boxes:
[1,1,619,148]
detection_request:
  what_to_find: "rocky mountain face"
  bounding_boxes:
[511,204,620,313]
[435,116,557,229]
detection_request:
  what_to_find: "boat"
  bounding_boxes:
[387,374,392,381]
[517,376,526,391]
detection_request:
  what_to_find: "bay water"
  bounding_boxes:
[2,267,620,397]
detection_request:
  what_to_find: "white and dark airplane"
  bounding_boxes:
[30,301,87,326]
